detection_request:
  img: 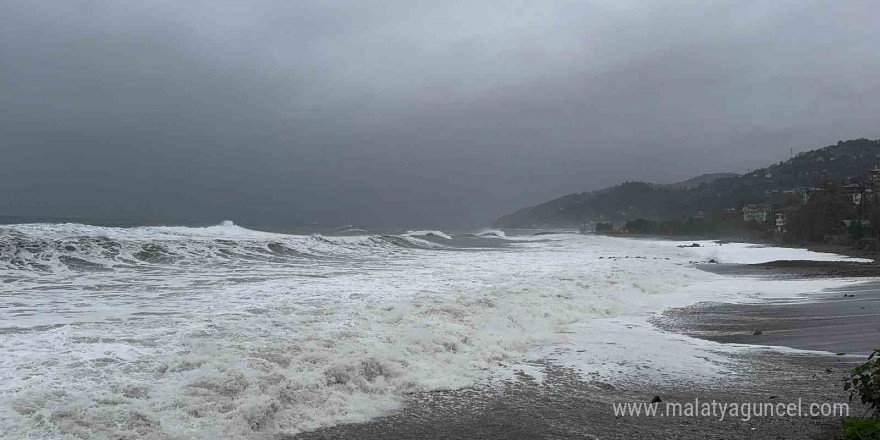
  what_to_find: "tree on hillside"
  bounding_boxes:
[784,189,854,243]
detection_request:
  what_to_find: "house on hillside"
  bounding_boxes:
[774,212,786,233]
[870,167,880,185]
[839,220,871,228]
[841,183,873,205]
[742,203,774,222]
[838,219,872,235]
[722,208,739,220]
[802,187,826,202]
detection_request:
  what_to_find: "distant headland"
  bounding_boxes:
[495,138,880,250]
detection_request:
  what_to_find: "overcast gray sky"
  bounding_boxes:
[2,0,879,228]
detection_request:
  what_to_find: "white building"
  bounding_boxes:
[742,203,773,222]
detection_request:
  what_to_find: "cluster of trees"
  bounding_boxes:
[781,188,877,245]
[620,218,736,236]
[594,222,614,233]
[599,215,768,239]
[596,183,880,249]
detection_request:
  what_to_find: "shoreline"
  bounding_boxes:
[662,261,880,355]
[294,260,875,439]
[596,231,880,261]
[294,353,855,440]
[699,260,880,279]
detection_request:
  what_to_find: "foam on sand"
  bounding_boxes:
[654,239,873,264]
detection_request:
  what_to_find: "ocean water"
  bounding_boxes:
[0,223,869,439]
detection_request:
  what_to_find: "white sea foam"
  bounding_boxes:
[0,227,870,439]
[404,230,453,240]
[475,229,506,238]
[652,239,872,264]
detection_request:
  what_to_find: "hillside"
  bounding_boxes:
[494,138,880,228]
[660,173,740,190]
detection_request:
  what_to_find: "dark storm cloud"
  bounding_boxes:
[2,0,879,228]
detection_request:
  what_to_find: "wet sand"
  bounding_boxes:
[293,353,856,440]
[294,262,877,439]
[293,354,857,440]
[700,260,880,280]
[683,262,880,354]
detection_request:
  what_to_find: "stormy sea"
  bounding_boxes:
[0,222,869,439]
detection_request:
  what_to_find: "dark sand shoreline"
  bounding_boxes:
[674,262,880,354]
[700,260,880,280]
[294,262,877,439]
[597,233,880,261]
[294,353,856,440]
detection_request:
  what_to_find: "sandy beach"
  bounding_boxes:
[668,262,880,354]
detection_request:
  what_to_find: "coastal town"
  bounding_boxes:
[603,164,880,251]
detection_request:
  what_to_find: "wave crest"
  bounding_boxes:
[404,230,452,240]
[0,223,444,273]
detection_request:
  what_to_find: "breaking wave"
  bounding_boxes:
[403,230,453,240]
[0,222,449,273]
[475,229,506,238]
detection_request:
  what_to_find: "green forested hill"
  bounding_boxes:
[494,138,880,228]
